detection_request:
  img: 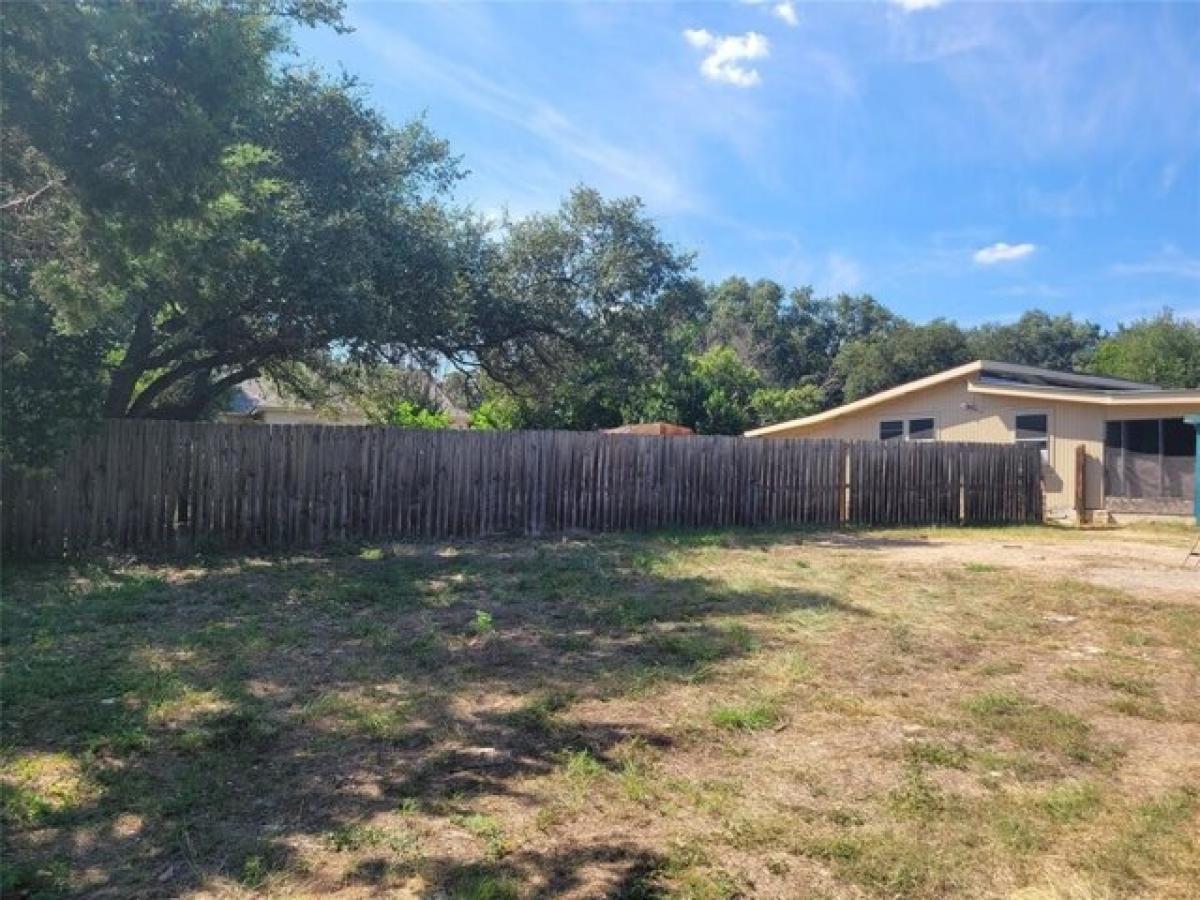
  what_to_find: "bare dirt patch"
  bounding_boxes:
[808,527,1200,601]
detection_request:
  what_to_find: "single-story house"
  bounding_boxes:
[746,360,1200,522]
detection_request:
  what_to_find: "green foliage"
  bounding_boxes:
[476,188,702,431]
[678,346,764,435]
[749,384,823,425]
[710,698,781,731]
[1088,310,1200,388]
[0,289,108,468]
[379,401,451,430]
[967,310,1101,371]
[833,319,971,403]
[470,609,495,636]
[2,2,616,462]
[469,392,524,431]
[4,0,1191,460]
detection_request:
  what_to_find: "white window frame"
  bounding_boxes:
[877,415,938,443]
[1014,409,1051,462]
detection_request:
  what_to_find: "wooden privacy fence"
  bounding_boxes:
[848,440,1044,526]
[2,422,1042,557]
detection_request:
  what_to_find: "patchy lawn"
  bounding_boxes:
[2,524,1198,898]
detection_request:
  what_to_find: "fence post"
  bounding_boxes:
[1074,443,1087,523]
[958,447,966,524]
[839,441,850,525]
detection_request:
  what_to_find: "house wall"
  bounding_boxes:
[755,374,1198,519]
[217,408,370,426]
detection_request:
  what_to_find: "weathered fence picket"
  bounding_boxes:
[1,422,1043,557]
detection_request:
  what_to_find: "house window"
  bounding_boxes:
[1015,413,1049,461]
[879,418,936,442]
[907,417,936,442]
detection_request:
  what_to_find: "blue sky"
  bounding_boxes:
[294,1,1200,328]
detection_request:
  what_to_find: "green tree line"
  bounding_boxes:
[4,1,1198,466]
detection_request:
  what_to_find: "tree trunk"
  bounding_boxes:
[104,308,154,417]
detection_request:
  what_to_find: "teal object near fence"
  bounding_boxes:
[1186,415,1200,525]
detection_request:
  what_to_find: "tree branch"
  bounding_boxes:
[142,366,260,421]
[126,350,249,417]
[0,179,60,212]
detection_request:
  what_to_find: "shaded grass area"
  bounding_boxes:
[2,525,1198,898]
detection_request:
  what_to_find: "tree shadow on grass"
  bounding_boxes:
[1,534,866,897]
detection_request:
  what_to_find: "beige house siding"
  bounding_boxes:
[218,408,370,426]
[755,374,1198,518]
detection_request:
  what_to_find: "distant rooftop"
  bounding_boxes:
[975,361,1158,393]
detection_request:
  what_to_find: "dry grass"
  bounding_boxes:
[2,523,1198,898]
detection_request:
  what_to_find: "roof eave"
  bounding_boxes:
[967,382,1200,406]
[745,360,985,436]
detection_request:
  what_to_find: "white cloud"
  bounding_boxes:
[683,29,770,88]
[740,1,799,28]
[889,0,948,11]
[773,2,799,27]
[973,242,1036,265]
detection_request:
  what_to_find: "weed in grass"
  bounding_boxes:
[1121,629,1159,647]
[613,739,657,806]
[800,830,934,897]
[445,866,521,900]
[964,562,998,573]
[825,807,865,828]
[1110,695,1170,720]
[0,781,54,828]
[471,609,496,636]
[1100,787,1198,889]
[673,868,743,900]
[994,811,1048,853]
[1064,667,1158,698]
[456,813,508,860]
[963,691,1111,765]
[502,692,573,734]
[888,770,947,819]
[889,622,917,654]
[560,748,606,783]
[658,839,745,899]
[905,741,970,770]
[770,650,813,683]
[326,822,418,855]
[811,690,876,718]
[710,698,781,732]
[1038,780,1102,822]
[781,600,840,631]
[653,623,757,668]
[1105,675,1158,697]
[299,692,411,741]
[238,853,272,888]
